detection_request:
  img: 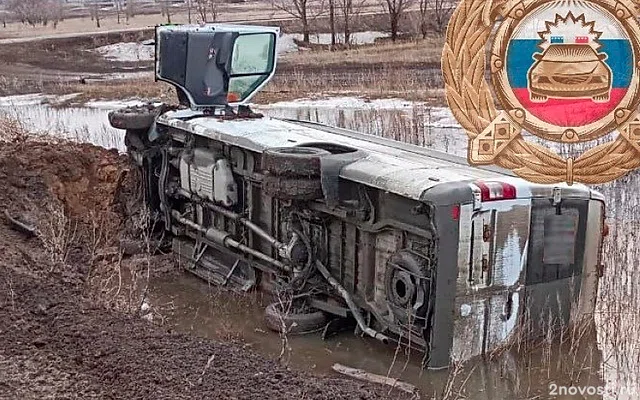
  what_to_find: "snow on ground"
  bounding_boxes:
[91,31,388,62]
[85,99,148,109]
[0,93,81,107]
[259,96,417,110]
[93,42,155,62]
[277,31,388,54]
[0,93,62,107]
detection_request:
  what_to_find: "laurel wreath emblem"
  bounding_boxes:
[442,0,640,184]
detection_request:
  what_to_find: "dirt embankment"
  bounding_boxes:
[0,136,411,399]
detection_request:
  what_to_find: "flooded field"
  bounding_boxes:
[0,95,466,155]
[1,94,638,399]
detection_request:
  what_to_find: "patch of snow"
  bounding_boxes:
[93,31,388,61]
[278,31,389,54]
[85,99,147,109]
[140,300,151,313]
[0,93,81,107]
[0,93,54,107]
[259,96,419,110]
[428,107,460,128]
[93,42,155,62]
[47,93,83,106]
[100,71,154,81]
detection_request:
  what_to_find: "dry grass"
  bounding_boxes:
[280,37,445,67]
[69,78,176,104]
[259,69,445,104]
[259,38,446,103]
[37,201,79,272]
[0,114,32,144]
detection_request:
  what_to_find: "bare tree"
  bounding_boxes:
[126,0,137,21]
[87,1,102,28]
[417,0,427,38]
[338,0,365,45]
[50,0,64,28]
[272,0,324,42]
[157,0,173,24]
[195,0,208,21]
[430,0,454,33]
[195,0,217,22]
[380,0,413,41]
[186,0,193,23]
[6,0,63,27]
[115,0,124,24]
[209,0,218,22]
[328,0,336,46]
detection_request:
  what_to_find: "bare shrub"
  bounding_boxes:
[379,0,414,41]
[337,0,367,45]
[85,208,153,315]
[194,0,219,22]
[425,0,455,35]
[86,0,103,28]
[0,115,32,145]
[157,0,175,24]
[274,288,294,365]
[6,0,64,27]
[272,0,325,42]
[37,201,78,272]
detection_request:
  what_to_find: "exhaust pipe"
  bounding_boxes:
[171,210,290,272]
[315,260,390,344]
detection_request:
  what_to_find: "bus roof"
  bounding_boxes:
[157,110,594,201]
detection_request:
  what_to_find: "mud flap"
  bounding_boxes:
[319,151,366,207]
[173,237,256,291]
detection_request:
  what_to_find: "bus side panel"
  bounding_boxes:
[452,199,531,361]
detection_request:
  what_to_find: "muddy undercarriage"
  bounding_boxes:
[123,118,441,361]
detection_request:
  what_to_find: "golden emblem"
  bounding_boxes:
[442,0,640,184]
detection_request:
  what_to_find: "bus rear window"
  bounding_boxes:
[526,199,587,285]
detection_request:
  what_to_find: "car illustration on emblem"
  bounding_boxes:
[528,43,612,103]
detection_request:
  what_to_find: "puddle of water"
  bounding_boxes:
[256,98,467,157]
[0,95,141,151]
[0,95,466,156]
[148,272,604,399]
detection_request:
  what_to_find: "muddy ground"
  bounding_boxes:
[0,137,412,399]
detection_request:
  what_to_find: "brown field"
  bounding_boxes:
[269,37,446,103]
[0,4,449,103]
[0,2,283,40]
[0,29,447,105]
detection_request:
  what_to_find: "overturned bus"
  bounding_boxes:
[108,24,607,369]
